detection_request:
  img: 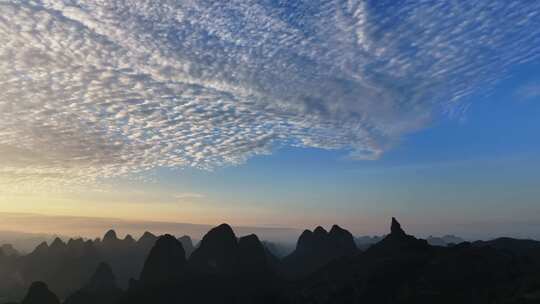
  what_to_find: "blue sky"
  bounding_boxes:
[0,0,539,239]
[144,63,540,237]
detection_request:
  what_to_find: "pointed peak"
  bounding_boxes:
[330,224,346,234]
[300,229,314,238]
[52,237,64,244]
[313,226,328,235]
[296,229,316,251]
[124,234,135,243]
[33,241,49,253]
[391,217,406,236]
[50,237,66,249]
[366,218,429,257]
[103,229,118,241]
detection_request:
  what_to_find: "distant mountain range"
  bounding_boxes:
[0,213,300,244]
[0,231,67,255]
[355,233,465,250]
[0,230,192,301]
[3,218,540,304]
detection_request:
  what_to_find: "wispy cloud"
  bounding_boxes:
[0,0,539,187]
[173,192,206,200]
[516,82,540,100]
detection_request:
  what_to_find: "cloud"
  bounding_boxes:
[0,0,539,187]
[173,192,206,200]
[516,82,540,100]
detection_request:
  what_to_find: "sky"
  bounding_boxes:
[0,0,539,240]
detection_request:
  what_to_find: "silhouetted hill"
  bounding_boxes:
[237,234,275,277]
[282,224,358,278]
[472,237,540,269]
[4,220,540,304]
[0,230,64,254]
[366,217,430,257]
[0,230,161,302]
[94,230,156,289]
[63,262,122,304]
[102,230,118,245]
[121,224,283,304]
[188,224,239,275]
[19,237,100,300]
[139,234,186,286]
[20,282,60,304]
[290,218,540,304]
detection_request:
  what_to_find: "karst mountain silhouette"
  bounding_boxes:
[4,218,540,304]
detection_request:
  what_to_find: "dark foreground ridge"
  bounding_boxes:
[3,218,540,304]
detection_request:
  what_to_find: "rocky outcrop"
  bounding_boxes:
[366,217,430,257]
[391,217,405,236]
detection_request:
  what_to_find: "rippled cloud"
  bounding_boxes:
[0,0,539,187]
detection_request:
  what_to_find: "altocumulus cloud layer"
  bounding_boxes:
[0,0,539,187]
